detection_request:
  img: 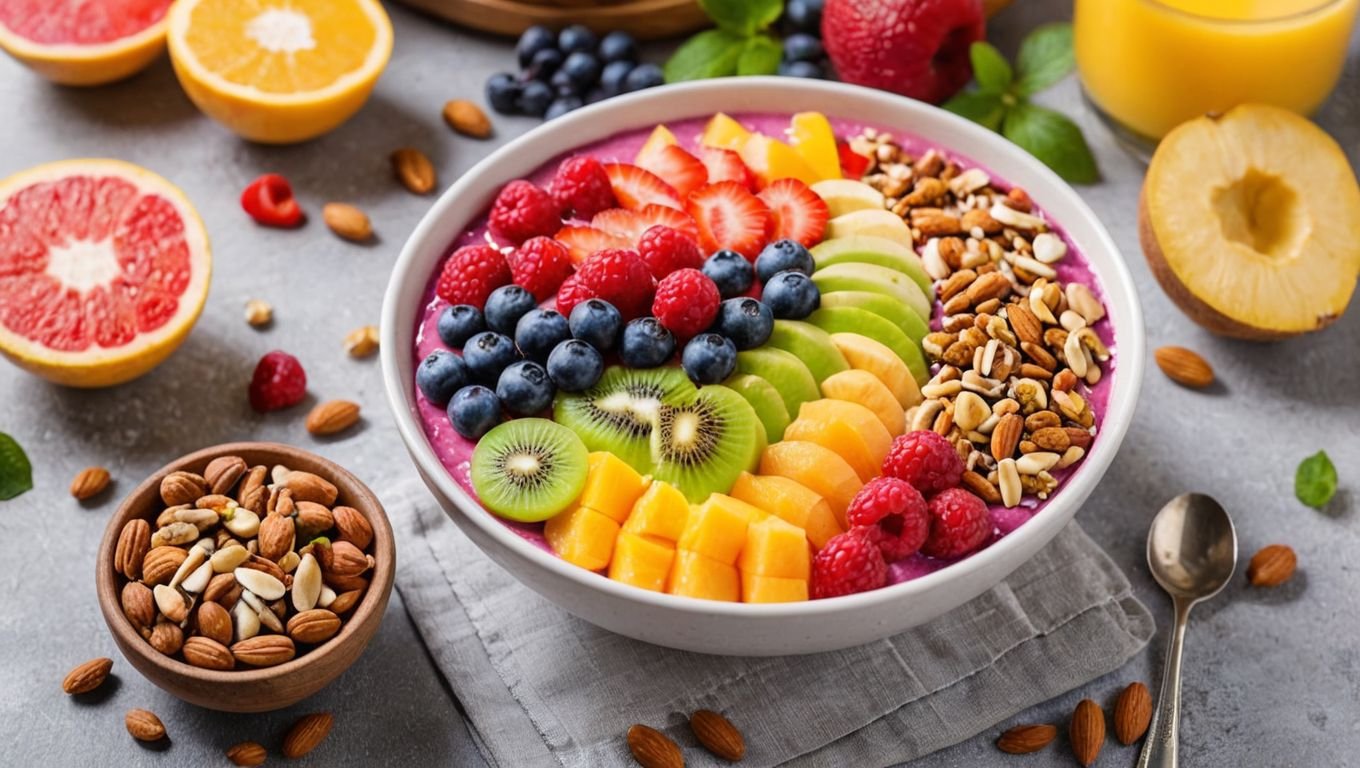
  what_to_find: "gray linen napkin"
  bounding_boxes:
[389,481,1153,767]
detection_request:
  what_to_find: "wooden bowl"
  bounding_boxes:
[95,442,395,713]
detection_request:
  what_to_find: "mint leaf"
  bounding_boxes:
[699,0,782,36]
[1015,22,1075,96]
[1003,102,1099,183]
[0,432,32,500]
[737,34,782,76]
[664,29,747,82]
[944,91,1008,132]
[1296,451,1338,509]
[970,42,1013,94]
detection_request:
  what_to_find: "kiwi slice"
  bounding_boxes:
[553,365,691,473]
[649,385,764,503]
[470,418,589,522]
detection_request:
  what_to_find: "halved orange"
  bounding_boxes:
[0,0,172,85]
[166,0,393,144]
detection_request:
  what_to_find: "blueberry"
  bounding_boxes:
[447,385,503,440]
[546,338,605,392]
[778,60,824,79]
[681,333,737,385]
[517,80,554,117]
[485,72,521,114]
[620,317,676,368]
[545,96,584,120]
[702,249,755,299]
[550,69,581,98]
[495,360,556,416]
[437,304,485,348]
[585,87,608,105]
[754,238,815,282]
[416,349,469,406]
[514,308,571,363]
[527,47,563,80]
[599,60,634,97]
[761,270,821,319]
[782,33,824,63]
[597,31,637,63]
[560,51,602,89]
[558,24,597,55]
[784,0,823,33]
[623,63,664,92]
[711,298,773,350]
[484,285,538,335]
[516,25,557,69]
[568,298,623,351]
[462,331,521,386]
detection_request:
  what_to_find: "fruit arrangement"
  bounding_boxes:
[412,111,1112,603]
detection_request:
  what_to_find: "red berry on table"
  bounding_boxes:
[575,248,654,319]
[698,146,757,191]
[686,180,773,260]
[554,273,594,316]
[436,244,512,308]
[881,430,965,494]
[602,162,682,211]
[758,178,829,247]
[637,225,703,280]
[811,531,889,599]
[240,173,303,228]
[550,155,616,219]
[488,180,562,244]
[846,476,930,561]
[248,351,307,413]
[508,236,574,301]
[637,144,709,198]
[652,268,720,341]
[555,225,630,265]
[921,487,993,559]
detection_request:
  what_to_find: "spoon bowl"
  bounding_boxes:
[1146,492,1238,600]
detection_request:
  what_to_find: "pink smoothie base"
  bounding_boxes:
[410,113,1117,586]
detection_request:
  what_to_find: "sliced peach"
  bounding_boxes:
[783,399,893,482]
[738,516,810,580]
[668,550,740,601]
[741,574,809,603]
[728,472,842,550]
[544,506,620,572]
[758,441,862,528]
[820,369,906,436]
[700,112,751,150]
[789,112,841,181]
[579,452,649,524]
[609,533,676,592]
[829,333,922,408]
[621,480,689,543]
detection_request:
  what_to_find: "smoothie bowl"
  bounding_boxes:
[381,78,1143,656]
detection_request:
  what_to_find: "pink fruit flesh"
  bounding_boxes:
[0,0,172,45]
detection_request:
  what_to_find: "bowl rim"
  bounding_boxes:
[95,441,396,683]
[380,77,1145,617]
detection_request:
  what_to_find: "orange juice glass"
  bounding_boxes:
[1074,0,1359,141]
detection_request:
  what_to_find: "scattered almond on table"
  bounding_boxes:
[70,466,111,500]
[1154,345,1214,388]
[626,724,684,768]
[1113,681,1152,745]
[995,723,1057,754]
[226,741,268,766]
[344,325,379,358]
[391,147,436,195]
[1248,544,1297,587]
[690,709,745,761]
[244,299,273,328]
[61,657,112,695]
[323,202,373,242]
[443,99,492,138]
[306,399,362,436]
[124,709,166,742]
[1069,699,1105,766]
[282,712,334,759]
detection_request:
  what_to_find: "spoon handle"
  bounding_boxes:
[1138,599,1192,768]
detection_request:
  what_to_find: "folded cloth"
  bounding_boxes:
[390,481,1153,768]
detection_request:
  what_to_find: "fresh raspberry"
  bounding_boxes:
[575,248,654,319]
[248,351,307,413]
[637,225,703,279]
[846,477,930,561]
[436,245,512,308]
[881,430,964,494]
[240,173,303,227]
[810,531,889,599]
[508,237,574,301]
[652,268,720,341]
[554,273,593,316]
[550,156,616,219]
[921,488,993,559]
[488,180,561,244]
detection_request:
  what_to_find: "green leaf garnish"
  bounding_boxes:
[1015,22,1075,96]
[0,432,33,501]
[1003,103,1099,184]
[665,0,784,83]
[664,29,748,82]
[970,42,1013,94]
[1295,451,1338,509]
[737,34,782,76]
[944,91,1008,132]
[699,0,782,36]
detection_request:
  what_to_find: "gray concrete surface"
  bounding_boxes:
[1,3,1357,766]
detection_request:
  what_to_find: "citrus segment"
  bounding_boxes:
[0,0,171,85]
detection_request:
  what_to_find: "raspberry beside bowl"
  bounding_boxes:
[380,78,1144,656]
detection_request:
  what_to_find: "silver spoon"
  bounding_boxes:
[1138,493,1238,768]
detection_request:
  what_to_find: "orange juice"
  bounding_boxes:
[1074,0,1359,139]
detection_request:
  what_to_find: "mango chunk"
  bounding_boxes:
[789,112,841,181]
[738,516,811,580]
[700,112,751,150]
[545,506,620,572]
[635,124,678,165]
[728,472,843,550]
[668,550,741,602]
[676,493,763,565]
[580,452,650,524]
[622,480,689,543]
[741,574,809,603]
[758,441,862,529]
[609,533,676,592]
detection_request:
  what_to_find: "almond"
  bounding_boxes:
[295,501,335,539]
[125,709,166,742]
[121,582,155,629]
[283,713,334,758]
[995,723,1056,754]
[442,99,492,138]
[1113,682,1153,745]
[1154,346,1214,388]
[204,455,248,496]
[227,741,268,767]
[142,545,189,586]
[160,470,208,505]
[1006,301,1043,346]
[287,609,342,644]
[183,636,235,670]
[323,202,372,242]
[62,657,113,695]
[626,724,683,768]
[204,572,241,606]
[257,512,296,562]
[197,601,234,646]
[991,413,1023,461]
[1030,426,1071,452]
[241,552,287,582]
[344,325,379,358]
[232,635,297,667]
[306,399,361,436]
[70,466,111,500]
[114,519,151,579]
[328,588,364,615]
[236,465,268,512]
[391,147,436,194]
[326,540,372,577]
[1248,544,1296,587]
[332,506,373,550]
[690,709,744,761]
[282,471,339,506]
[1069,699,1105,767]
[960,469,1003,505]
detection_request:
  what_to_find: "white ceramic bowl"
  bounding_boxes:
[381,78,1144,656]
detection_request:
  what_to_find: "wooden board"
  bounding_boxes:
[396,0,708,40]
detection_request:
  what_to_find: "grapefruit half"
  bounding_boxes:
[0,159,211,387]
[0,0,173,86]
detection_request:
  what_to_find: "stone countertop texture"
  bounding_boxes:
[1,2,1357,765]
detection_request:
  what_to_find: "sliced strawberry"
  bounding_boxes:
[685,181,773,261]
[698,146,757,191]
[837,140,872,179]
[555,225,631,265]
[637,144,708,198]
[634,204,699,243]
[758,178,830,247]
[591,208,646,240]
[602,163,683,211]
